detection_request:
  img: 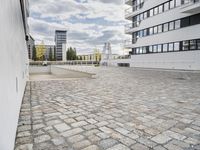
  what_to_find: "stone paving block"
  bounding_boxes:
[73,140,91,149]
[61,128,84,137]
[87,119,98,124]
[163,130,186,140]
[96,132,110,139]
[51,137,65,146]
[131,143,149,150]
[88,135,101,143]
[137,137,157,148]
[67,134,85,143]
[54,123,71,132]
[115,128,130,135]
[34,135,51,143]
[82,145,100,150]
[17,131,31,138]
[107,144,130,150]
[151,134,172,144]
[98,138,118,149]
[15,144,33,150]
[71,121,88,127]
[119,137,136,147]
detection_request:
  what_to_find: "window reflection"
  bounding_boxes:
[182,41,189,50]
[190,40,196,50]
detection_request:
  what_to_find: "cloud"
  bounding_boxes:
[28,0,130,54]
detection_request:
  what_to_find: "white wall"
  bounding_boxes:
[0,0,29,150]
[130,50,200,70]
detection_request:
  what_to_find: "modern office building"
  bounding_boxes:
[124,0,200,70]
[55,30,67,61]
[45,45,56,60]
[27,35,35,60]
[0,0,29,149]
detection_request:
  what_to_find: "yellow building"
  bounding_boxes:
[77,49,102,61]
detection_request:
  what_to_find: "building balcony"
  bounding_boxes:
[125,1,145,20]
[124,38,137,48]
[125,21,141,33]
[181,0,200,13]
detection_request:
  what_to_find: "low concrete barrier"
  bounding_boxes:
[29,65,94,79]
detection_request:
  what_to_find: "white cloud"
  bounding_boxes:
[29,0,131,54]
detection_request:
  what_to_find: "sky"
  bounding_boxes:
[29,0,130,55]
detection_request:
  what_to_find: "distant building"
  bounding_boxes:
[77,49,102,61]
[27,35,35,60]
[45,45,55,60]
[55,30,67,61]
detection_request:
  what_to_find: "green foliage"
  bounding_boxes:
[49,47,53,61]
[67,47,77,60]
[32,46,37,61]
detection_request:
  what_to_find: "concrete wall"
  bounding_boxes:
[29,66,51,74]
[0,0,29,150]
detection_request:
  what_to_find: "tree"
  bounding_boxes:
[49,47,53,61]
[67,47,77,60]
[36,41,46,61]
[53,46,56,61]
[32,46,37,61]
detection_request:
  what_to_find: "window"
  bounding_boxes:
[163,44,168,52]
[170,0,175,9]
[144,12,147,19]
[197,39,200,49]
[158,25,163,33]
[139,30,143,37]
[163,23,169,32]
[154,7,158,15]
[181,17,190,27]
[190,14,200,25]
[169,43,174,51]
[143,29,147,36]
[158,5,163,14]
[149,46,153,53]
[182,40,189,50]
[154,26,158,34]
[190,40,196,50]
[136,48,140,54]
[139,47,143,54]
[174,42,180,51]
[175,0,181,6]
[169,21,174,30]
[143,47,147,54]
[153,45,158,53]
[150,9,154,17]
[149,27,153,35]
[164,2,169,11]
[158,45,162,52]
[175,20,181,29]
[140,13,144,21]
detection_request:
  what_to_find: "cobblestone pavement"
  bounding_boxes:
[15,67,200,150]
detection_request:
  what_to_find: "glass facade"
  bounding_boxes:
[132,39,200,55]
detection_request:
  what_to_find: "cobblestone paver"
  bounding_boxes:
[15,67,200,150]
